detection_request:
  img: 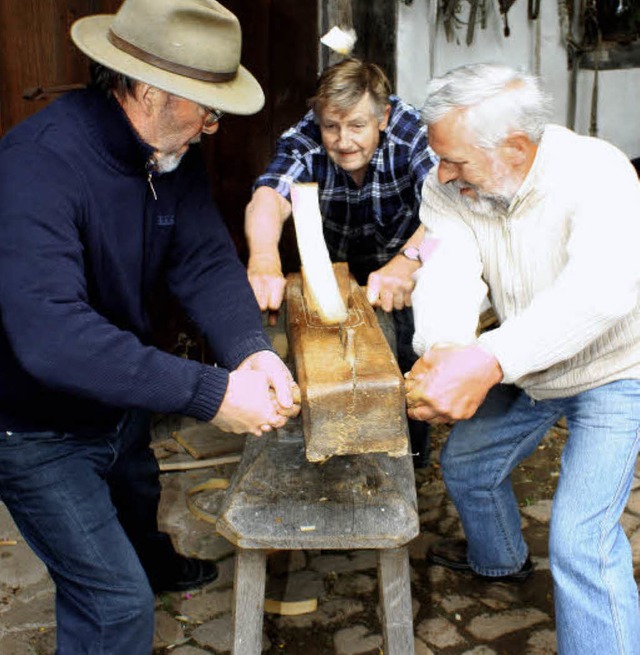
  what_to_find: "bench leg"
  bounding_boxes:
[378,546,415,655]
[231,549,267,655]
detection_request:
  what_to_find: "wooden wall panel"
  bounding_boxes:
[203,0,318,269]
[352,0,397,87]
[321,0,397,89]
[0,0,120,135]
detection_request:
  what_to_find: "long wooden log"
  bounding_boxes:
[286,265,408,462]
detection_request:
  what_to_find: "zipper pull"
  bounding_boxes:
[147,171,158,200]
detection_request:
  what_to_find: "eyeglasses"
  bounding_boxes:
[202,106,224,128]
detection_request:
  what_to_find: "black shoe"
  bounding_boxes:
[428,539,533,583]
[151,555,218,593]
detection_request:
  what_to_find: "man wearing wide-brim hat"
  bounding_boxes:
[0,1,300,652]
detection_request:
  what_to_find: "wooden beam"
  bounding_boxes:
[286,266,408,462]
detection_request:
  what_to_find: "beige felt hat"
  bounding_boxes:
[71,0,264,115]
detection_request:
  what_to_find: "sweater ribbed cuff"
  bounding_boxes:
[478,330,520,384]
[222,332,274,371]
[185,365,230,422]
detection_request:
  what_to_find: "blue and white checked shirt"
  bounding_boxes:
[254,96,437,284]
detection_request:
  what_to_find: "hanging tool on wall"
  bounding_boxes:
[441,0,459,42]
[440,0,488,45]
[529,0,542,74]
[427,0,438,77]
[583,0,601,137]
[499,0,518,36]
[466,0,480,45]
[558,0,602,133]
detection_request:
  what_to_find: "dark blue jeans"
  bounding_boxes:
[378,306,430,466]
[0,411,172,654]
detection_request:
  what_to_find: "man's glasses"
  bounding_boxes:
[202,106,224,128]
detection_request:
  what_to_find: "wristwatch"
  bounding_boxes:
[400,246,421,262]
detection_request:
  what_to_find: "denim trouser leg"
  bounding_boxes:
[549,381,640,655]
[107,411,178,578]
[0,423,155,655]
[377,306,431,463]
[441,380,640,655]
[441,384,561,573]
[393,307,430,463]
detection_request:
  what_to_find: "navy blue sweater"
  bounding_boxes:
[0,89,272,432]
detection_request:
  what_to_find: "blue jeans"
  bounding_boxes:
[0,411,173,654]
[377,306,430,465]
[441,381,640,655]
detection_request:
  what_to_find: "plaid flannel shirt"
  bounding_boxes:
[254,96,437,284]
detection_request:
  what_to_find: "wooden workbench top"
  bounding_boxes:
[216,418,419,550]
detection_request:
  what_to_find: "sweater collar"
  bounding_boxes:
[509,125,561,212]
[79,88,155,175]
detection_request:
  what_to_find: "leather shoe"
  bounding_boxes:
[151,555,218,593]
[428,538,533,583]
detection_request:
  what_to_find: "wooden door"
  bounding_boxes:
[201,0,319,270]
[0,0,122,134]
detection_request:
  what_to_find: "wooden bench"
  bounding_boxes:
[216,418,419,654]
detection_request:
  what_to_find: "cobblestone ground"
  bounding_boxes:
[1,421,640,655]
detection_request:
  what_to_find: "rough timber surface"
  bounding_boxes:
[172,424,246,459]
[285,267,409,462]
[216,420,419,550]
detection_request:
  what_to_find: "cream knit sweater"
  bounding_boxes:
[412,124,640,399]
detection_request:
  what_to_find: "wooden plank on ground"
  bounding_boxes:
[173,423,246,460]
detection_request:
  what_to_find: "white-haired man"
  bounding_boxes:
[0,1,299,652]
[406,63,640,654]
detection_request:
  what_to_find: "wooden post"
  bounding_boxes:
[231,549,268,655]
[378,546,415,655]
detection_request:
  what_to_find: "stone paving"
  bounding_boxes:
[1,421,639,654]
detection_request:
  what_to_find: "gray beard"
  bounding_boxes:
[153,152,185,174]
[447,181,512,216]
[152,135,201,174]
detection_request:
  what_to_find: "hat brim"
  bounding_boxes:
[71,15,265,115]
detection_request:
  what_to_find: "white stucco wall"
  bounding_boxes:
[397,0,640,158]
